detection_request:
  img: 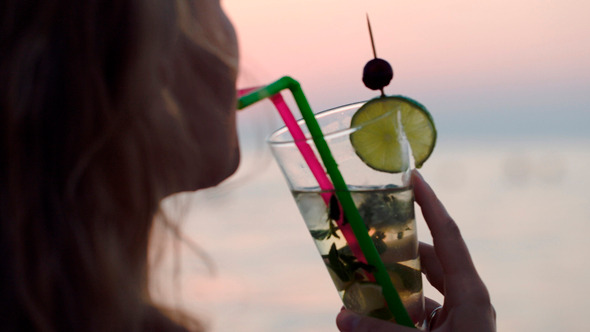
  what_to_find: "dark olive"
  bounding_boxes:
[362,58,393,90]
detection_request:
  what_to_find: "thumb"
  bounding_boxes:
[336,309,416,332]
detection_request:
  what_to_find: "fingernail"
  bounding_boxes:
[336,309,360,331]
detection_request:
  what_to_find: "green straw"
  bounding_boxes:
[239,76,414,328]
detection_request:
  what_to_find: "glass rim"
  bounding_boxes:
[266,100,398,147]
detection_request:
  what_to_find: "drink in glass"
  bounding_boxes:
[268,102,426,328]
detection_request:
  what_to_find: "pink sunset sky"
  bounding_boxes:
[225,0,590,138]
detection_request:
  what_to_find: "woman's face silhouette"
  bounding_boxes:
[166,0,241,190]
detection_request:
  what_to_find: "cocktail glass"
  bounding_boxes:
[268,101,426,328]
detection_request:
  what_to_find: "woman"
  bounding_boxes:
[1,0,237,331]
[0,0,495,331]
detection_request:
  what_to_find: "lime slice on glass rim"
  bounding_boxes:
[350,96,436,172]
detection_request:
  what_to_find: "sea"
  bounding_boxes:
[152,134,590,332]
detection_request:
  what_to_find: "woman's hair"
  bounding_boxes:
[0,0,237,331]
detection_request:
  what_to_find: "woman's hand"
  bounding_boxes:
[336,170,496,331]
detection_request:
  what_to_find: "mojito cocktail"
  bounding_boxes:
[269,99,435,328]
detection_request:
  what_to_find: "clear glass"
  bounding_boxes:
[268,102,425,328]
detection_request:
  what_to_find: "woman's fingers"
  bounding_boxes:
[424,297,442,315]
[335,171,495,332]
[419,242,445,295]
[412,170,490,306]
[412,170,475,275]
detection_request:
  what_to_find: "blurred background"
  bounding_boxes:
[154,1,590,331]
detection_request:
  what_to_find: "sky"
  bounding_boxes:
[224,0,590,139]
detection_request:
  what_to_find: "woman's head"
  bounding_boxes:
[0,0,238,330]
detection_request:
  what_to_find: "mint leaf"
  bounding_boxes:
[328,194,341,221]
[328,218,340,239]
[324,244,376,282]
[371,231,387,254]
[310,229,331,240]
[328,244,352,282]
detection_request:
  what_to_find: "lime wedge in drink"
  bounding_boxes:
[342,282,387,316]
[350,96,436,172]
